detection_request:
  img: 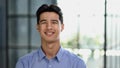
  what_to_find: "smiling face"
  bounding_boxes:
[37,12,64,43]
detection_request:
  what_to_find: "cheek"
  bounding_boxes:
[39,28,44,33]
[38,26,44,31]
[54,26,61,31]
[37,27,43,33]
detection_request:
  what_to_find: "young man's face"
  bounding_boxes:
[37,12,64,43]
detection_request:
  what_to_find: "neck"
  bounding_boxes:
[41,41,60,59]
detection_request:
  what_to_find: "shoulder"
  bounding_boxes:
[15,49,39,68]
[63,48,82,60]
[63,48,86,68]
[17,49,39,63]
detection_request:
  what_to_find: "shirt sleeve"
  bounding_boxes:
[15,59,24,68]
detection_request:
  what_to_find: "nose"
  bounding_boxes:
[46,22,52,30]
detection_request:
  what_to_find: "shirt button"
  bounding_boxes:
[49,65,52,67]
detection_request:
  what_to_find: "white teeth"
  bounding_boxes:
[47,32,52,35]
[45,32,53,35]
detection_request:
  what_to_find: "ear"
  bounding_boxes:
[36,24,40,32]
[61,24,64,32]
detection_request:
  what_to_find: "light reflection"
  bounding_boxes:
[106,50,120,56]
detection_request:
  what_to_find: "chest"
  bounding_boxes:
[30,59,72,68]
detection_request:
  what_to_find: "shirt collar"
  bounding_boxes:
[38,47,46,61]
[38,46,64,62]
[56,47,64,62]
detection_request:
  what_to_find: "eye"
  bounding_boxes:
[52,20,58,24]
[40,20,47,24]
[41,21,46,24]
[52,21,57,24]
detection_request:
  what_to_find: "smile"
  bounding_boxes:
[45,32,55,36]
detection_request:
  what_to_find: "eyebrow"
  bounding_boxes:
[39,19,46,22]
[40,19,59,22]
[51,20,58,22]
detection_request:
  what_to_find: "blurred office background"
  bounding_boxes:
[0,0,120,68]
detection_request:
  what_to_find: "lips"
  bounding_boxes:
[45,32,55,36]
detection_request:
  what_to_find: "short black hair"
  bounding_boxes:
[36,4,63,24]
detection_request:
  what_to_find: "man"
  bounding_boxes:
[15,4,86,68]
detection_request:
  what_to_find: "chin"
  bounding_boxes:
[46,39,57,43]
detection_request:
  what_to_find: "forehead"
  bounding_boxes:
[40,12,59,19]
